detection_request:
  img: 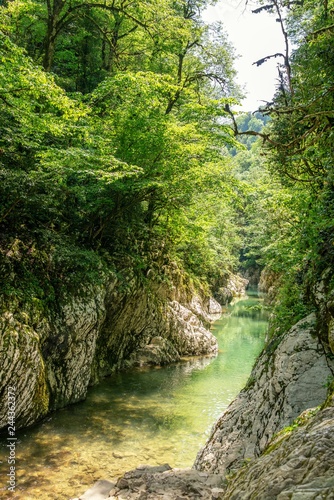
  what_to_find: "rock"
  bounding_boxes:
[111,465,225,499]
[242,266,261,288]
[0,280,107,429]
[223,399,334,499]
[44,284,108,411]
[214,273,248,305]
[0,266,222,430]
[75,479,115,500]
[312,268,334,355]
[258,268,281,304]
[194,313,334,475]
[101,280,220,371]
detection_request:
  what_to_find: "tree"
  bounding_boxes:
[0,0,243,304]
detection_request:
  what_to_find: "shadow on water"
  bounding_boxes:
[0,292,268,499]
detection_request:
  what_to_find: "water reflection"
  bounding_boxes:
[0,293,267,499]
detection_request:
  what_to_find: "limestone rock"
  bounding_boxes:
[312,269,334,355]
[44,285,107,410]
[96,280,220,373]
[0,270,221,430]
[223,400,334,499]
[0,282,107,429]
[0,311,49,428]
[194,313,334,475]
[214,273,248,305]
[109,464,225,499]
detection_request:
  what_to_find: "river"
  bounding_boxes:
[0,292,268,499]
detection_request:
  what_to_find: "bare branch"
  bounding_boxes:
[253,52,285,67]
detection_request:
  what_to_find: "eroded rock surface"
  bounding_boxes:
[73,465,225,500]
[0,271,221,430]
[95,283,220,372]
[0,282,107,428]
[194,313,334,475]
[224,397,334,499]
[213,273,248,305]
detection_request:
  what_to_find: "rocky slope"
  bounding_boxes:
[0,269,222,431]
[223,394,334,499]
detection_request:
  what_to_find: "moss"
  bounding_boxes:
[244,375,256,390]
[322,379,334,408]
[32,363,50,415]
[264,406,321,455]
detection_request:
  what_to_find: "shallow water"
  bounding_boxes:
[0,293,268,499]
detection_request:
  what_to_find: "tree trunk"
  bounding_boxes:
[43,0,67,71]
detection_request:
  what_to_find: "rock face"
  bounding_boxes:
[73,465,226,500]
[94,281,220,375]
[194,313,334,475]
[224,395,334,499]
[0,309,50,429]
[0,270,221,431]
[0,282,108,429]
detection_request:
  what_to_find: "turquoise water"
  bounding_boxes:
[0,293,267,499]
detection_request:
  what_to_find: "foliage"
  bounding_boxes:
[234,0,334,333]
[2,0,332,339]
[0,0,243,309]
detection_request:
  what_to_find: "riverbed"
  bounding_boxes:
[0,292,267,499]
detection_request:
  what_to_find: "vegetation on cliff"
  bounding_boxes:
[0,0,333,340]
[231,0,334,336]
[0,0,245,314]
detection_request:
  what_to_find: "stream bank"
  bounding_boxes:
[0,292,267,499]
[0,267,224,431]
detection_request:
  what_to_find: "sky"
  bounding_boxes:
[202,0,284,111]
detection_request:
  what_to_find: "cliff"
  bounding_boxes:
[0,268,222,431]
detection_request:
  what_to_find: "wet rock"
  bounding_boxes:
[214,273,248,305]
[194,313,334,475]
[106,285,220,370]
[0,281,107,429]
[0,268,221,430]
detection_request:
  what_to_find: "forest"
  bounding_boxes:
[0,0,334,339]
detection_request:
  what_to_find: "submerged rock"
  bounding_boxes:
[72,479,116,500]
[223,398,334,499]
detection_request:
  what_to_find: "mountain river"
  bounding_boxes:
[0,291,268,499]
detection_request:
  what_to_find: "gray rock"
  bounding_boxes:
[194,313,334,475]
[0,269,222,430]
[74,479,115,499]
[223,399,334,499]
[111,465,225,499]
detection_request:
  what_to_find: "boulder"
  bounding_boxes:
[223,399,334,499]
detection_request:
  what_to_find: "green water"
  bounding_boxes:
[0,293,267,500]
